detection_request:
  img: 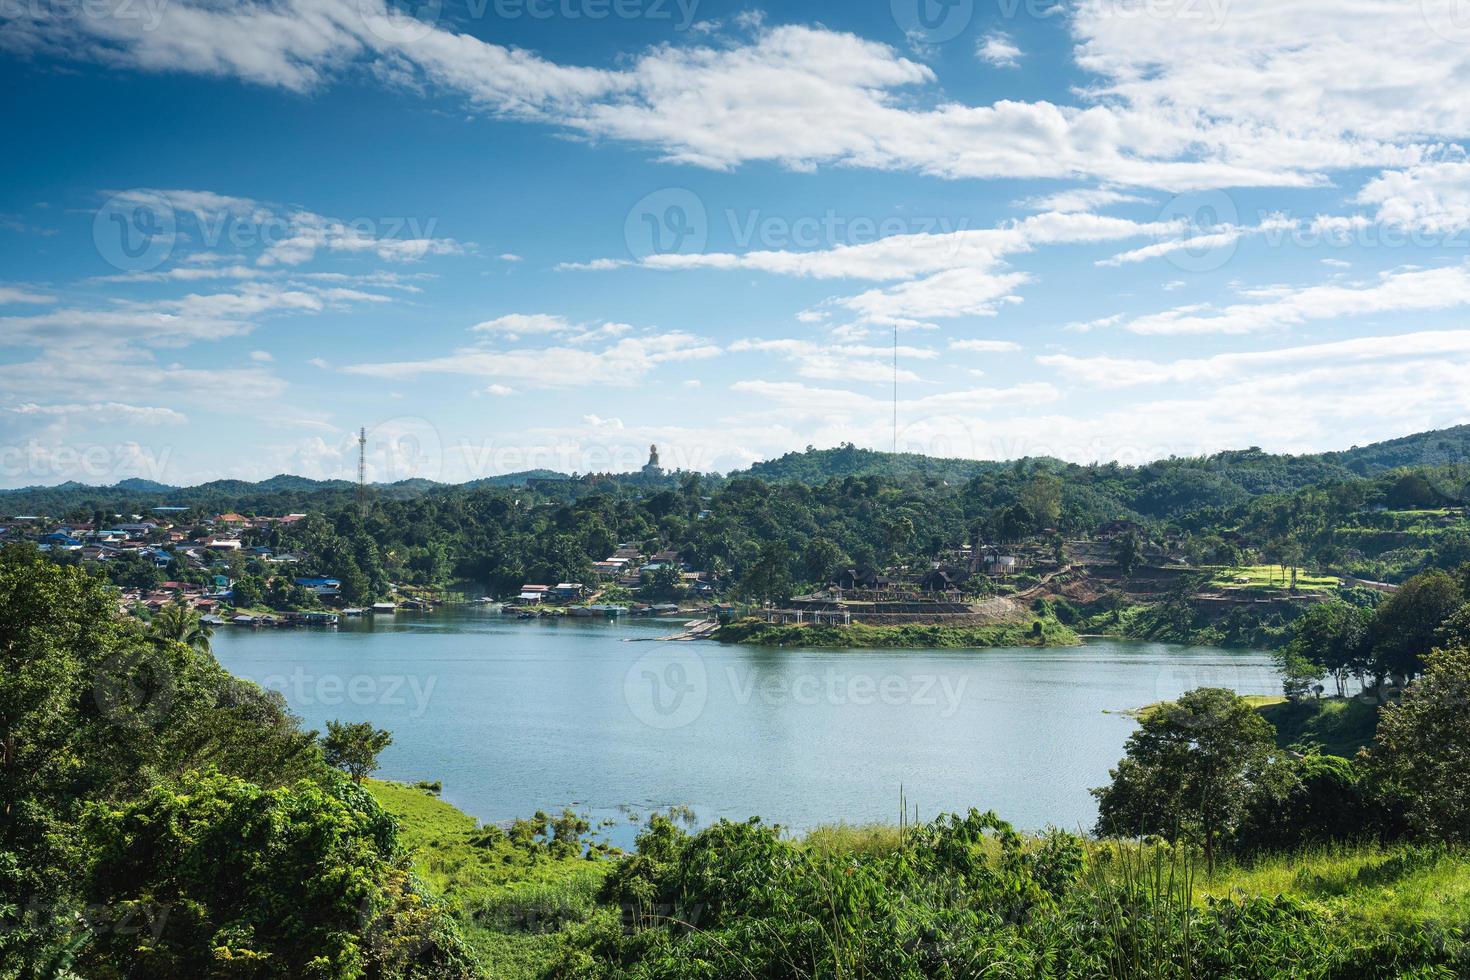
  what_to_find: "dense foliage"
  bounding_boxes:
[12,428,1470,606]
[0,546,475,978]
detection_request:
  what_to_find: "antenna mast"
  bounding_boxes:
[356,426,369,516]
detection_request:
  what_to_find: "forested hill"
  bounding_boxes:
[3,424,1469,518]
[1326,423,1470,473]
[731,443,1023,484]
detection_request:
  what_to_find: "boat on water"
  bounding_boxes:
[341,607,365,616]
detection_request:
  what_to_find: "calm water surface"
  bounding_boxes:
[212,609,1279,842]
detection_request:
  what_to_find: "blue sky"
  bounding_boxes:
[3,0,1470,487]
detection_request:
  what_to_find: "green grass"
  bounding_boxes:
[1208,564,1341,592]
[1204,844,1470,929]
[713,616,1079,648]
[367,779,611,980]
[1257,696,1381,757]
[800,823,1470,931]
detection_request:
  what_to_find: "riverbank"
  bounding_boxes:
[712,615,1080,648]
[368,779,1470,980]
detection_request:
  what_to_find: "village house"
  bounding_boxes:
[516,583,551,605]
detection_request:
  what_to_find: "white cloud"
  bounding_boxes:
[1120,264,1470,334]
[622,211,1176,325]
[249,349,274,361]
[1062,313,1124,333]
[484,383,515,396]
[471,313,574,336]
[729,337,935,383]
[498,253,523,262]
[948,339,1022,352]
[976,32,1021,68]
[8,5,1436,191]
[343,331,721,387]
[1357,162,1470,234]
[3,401,187,425]
[0,286,57,304]
[1014,188,1151,213]
[1039,328,1470,388]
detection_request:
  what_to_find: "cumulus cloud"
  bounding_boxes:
[1119,264,1470,334]
[9,2,1452,190]
[976,32,1022,68]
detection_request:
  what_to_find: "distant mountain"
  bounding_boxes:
[462,469,571,488]
[1326,424,1470,473]
[114,478,178,492]
[732,444,1023,484]
[4,425,1470,518]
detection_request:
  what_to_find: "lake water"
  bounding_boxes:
[211,609,1281,845]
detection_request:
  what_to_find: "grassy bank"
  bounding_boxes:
[713,615,1079,648]
[1258,695,1381,757]
[373,782,1470,978]
[366,779,612,980]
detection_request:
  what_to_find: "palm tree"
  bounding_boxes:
[148,598,213,652]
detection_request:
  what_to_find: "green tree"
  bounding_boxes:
[321,720,394,784]
[1368,569,1464,688]
[79,772,479,979]
[801,536,847,585]
[1285,601,1373,697]
[738,542,794,607]
[1366,646,1470,843]
[147,598,213,652]
[1093,688,1277,870]
[1113,530,1142,577]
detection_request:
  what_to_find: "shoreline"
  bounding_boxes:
[711,616,1081,649]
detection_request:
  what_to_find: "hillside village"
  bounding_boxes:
[1,490,1432,641]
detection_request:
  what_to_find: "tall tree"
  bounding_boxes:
[1093,687,1277,870]
[147,598,213,652]
[321,720,394,785]
[1367,646,1470,843]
